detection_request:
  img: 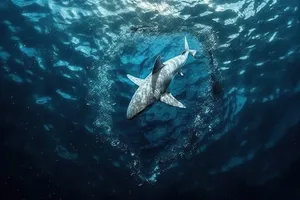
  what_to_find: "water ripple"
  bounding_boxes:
[1,0,299,185]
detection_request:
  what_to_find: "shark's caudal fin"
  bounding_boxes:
[184,36,197,57]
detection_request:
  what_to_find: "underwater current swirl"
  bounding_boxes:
[1,0,300,186]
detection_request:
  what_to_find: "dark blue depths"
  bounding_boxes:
[1,0,300,199]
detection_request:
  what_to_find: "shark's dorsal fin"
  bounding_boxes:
[160,93,186,108]
[127,74,144,86]
[152,55,165,74]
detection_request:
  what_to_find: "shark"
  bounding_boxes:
[126,36,197,119]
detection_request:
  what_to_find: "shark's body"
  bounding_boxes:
[126,37,197,119]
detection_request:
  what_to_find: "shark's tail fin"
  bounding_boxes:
[185,36,197,57]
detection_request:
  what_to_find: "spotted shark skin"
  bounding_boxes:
[126,36,197,119]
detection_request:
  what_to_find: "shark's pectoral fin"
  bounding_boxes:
[160,93,186,108]
[127,74,144,86]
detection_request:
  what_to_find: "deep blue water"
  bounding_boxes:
[1,0,300,199]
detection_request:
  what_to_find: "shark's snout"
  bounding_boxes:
[126,104,139,120]
[126,98,150,120]
[126,109,135,119]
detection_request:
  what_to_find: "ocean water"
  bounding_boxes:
[1,0,300,199]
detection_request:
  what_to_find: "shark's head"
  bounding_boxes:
[126,96,150,120]
[126,103,152,120]
[126,105,138,119]
[126,88,157,119]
